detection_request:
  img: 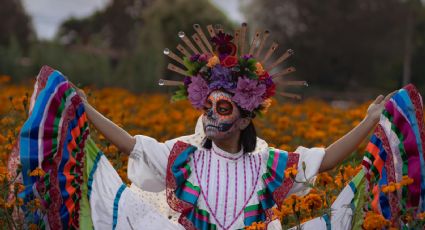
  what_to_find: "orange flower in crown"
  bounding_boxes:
[160,23,307,115]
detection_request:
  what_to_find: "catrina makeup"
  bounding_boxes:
[202,90,241,138]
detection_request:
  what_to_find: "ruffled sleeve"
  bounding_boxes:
[259,146,325,217]
[127,135,177,192]
[288,146,326,196]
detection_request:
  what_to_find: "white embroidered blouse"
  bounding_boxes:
[128,133,325,230]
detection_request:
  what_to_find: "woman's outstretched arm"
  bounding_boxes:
[319,91,395,172]
[72,84,136,154]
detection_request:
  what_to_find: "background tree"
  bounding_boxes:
[0,0,34,81]
[49,0,233,91]
[243,0,425,97]
[0,0,34,49]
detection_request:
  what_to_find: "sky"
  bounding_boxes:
[22,0,245,40]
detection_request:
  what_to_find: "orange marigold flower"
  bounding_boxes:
[245,221,266,230]
[284,165,298,179]
[381,182,397,193]
[17,198,24,206]
[317,172,333,186]
[400,176,414,186]
[16,182,25,193]
[28,223,38,230]
[300,193,323,212]
[29,168,46,177]
[206,55,220,68]
[255,62,265,76]
[0,166,7,183]
[363,211,391,230]
[418,212,425,220]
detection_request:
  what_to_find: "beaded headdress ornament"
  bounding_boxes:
[160,23,307,115]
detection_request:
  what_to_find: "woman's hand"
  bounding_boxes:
[67,80,136,154]
[366,91,396,124]
[320,90,397,172]
[69,82,88,104]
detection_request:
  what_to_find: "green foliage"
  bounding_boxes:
[171,85,188,101]
[0,38,27,81]
[28,42,113,87]
[237,57,258,79]
[49,0,234,92]
[183,57,203,76]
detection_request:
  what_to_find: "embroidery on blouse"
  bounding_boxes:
[193,150,263,229]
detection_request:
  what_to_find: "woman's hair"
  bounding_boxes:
[202,107,257,153]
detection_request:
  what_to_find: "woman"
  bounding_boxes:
[17,23,423,230]
[75,82,391,229]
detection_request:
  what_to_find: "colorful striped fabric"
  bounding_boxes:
[18,66,90,229]
[243,204,266,226]
[294,84,425,229]
[360,84,425,224]
[13,66,193,230]
[185,207,217,230]
[260,148,299,222]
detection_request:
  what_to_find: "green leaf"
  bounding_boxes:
[171,85,188,102]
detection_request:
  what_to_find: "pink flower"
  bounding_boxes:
[187,76,209,109]
[232,77,266,111]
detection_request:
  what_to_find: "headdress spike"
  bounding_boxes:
[262,42,279,63]
[158,79,184,86]
[267,49,294,71]
[178,31,200,54]
[206,25,216,37]
[278,80,308,87]
[193,24,213,53]
[254,30,270,58]
[163,48,185,66]
[248,30,262,55]
[239,22,248,55]
[192,34,209,54]
[176,44,191,57]
[279,92,302,100]
[234,29,241,55]
[271,67,296,79]
[167,63,188,76]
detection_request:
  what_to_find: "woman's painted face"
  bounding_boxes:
[202,90,241,139]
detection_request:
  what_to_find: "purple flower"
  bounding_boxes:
[188,76,209,109]
[242,54,254,60]
[183,76,192,86]
[209,65,236,91]
[190,54,200,62]
[264,76,274,87]
[232,77,266,111]
[199,54,210,62]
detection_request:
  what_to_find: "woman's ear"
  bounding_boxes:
[238,118,251,130]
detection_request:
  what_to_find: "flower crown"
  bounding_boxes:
[160,23,307,115]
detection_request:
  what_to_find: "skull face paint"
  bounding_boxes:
[202,90,241,139]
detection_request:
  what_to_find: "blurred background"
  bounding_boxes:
[1,0,425,99]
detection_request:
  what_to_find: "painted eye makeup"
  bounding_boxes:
[216,100,233,116]
[203,99,212,113]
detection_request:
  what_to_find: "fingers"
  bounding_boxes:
[373,95,385,104]
[374,90,397,105]
[384,90,397,102]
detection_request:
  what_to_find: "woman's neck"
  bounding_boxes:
[212,138,240,154]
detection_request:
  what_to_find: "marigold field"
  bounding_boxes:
[1,75,424,229]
